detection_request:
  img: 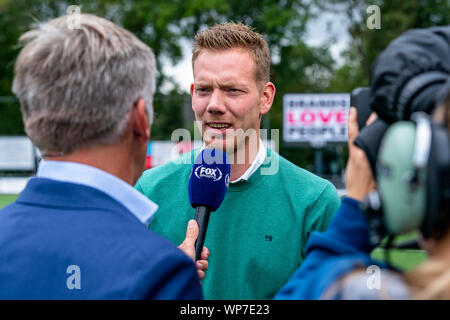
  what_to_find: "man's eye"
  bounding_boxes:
[196,88,209,94]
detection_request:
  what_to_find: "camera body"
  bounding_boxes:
[355,80,450,241]
[350,87,372,131]
[349,25,450,241]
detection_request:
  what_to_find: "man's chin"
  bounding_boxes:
[204,139,236,153]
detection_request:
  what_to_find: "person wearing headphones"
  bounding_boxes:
[275,82,450,299]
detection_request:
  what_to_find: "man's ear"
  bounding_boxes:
[260,82,276,115]
[190,83,196,113]
[132,98,150,142]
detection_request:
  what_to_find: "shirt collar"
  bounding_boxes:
[200,139,266,184]
[36,160,158,225]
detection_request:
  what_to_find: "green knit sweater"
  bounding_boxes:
[135,149,340,300]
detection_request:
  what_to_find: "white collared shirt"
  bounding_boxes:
[200,139,267,184]
[36,160,158,226]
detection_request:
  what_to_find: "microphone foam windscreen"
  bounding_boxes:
[188,148,231,211]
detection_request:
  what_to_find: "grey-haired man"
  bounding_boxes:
[0,13,207,299]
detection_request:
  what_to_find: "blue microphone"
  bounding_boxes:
[188,148,230,260]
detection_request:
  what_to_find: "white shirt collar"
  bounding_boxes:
[36,160,158,225]
[200,139,266,184]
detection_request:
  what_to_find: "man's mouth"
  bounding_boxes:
[206,122,232,130]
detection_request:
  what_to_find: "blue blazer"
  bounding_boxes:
[0,178,203,300]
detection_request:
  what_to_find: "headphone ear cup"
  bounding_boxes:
[376,122,427,234]
[422,123,450,238]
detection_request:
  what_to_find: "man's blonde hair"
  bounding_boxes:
[192,22,270,88]
[12,14,156,155]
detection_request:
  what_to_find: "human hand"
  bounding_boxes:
[345,107,377,201]
[178,219,209,281]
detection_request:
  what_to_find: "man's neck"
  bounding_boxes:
[229,139,260,182]
[44,145,137,186]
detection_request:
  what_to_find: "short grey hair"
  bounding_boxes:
[12,14,156,155]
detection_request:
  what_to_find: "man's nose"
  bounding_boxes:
[206,89,226,114]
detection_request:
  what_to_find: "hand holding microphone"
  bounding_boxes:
[188,148,230,261]
[178,219,210,280]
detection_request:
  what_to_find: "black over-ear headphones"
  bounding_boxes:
[363,78,450,246]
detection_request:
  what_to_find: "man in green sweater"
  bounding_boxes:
[136,22,340,300]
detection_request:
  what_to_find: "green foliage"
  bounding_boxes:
[321,0,450,87]
[151,90,190,140]
[0,99,23,134]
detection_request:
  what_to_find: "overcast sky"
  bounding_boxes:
[162,11,351,93]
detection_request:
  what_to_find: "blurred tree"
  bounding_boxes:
[0,0,330,169]
[0,0,319,143]
[318,0,450,90]
[0,0,31,135]
[314,0,450,175]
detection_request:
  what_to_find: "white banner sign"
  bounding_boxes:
[0,136,36,170]
[283,93,350,145]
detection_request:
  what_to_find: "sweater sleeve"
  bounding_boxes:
[301,182,341,259]
[275,197,378,300]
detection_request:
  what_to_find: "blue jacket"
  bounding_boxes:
[0,178,203,300]
[275,197,382,299]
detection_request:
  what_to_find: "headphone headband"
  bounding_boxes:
[396,71,448,119]
[411,112,432,170]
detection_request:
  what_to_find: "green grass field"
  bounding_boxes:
[0,193,428,271]
[371,248,427,271]
[371,232,428,271]
[0,194,18,208]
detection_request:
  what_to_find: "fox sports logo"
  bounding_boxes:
[194,165,223,182]
[224,174,230,187]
